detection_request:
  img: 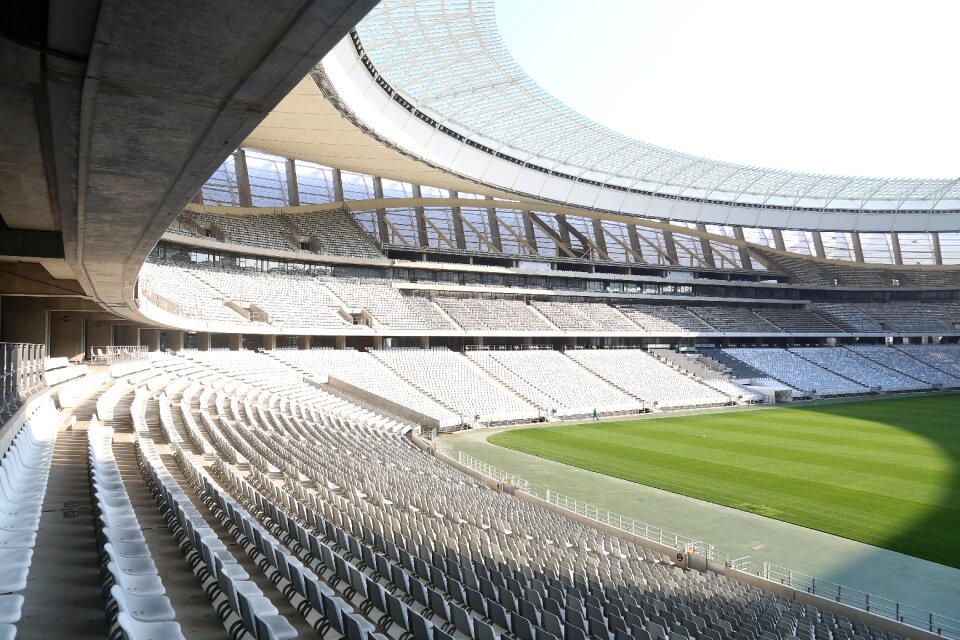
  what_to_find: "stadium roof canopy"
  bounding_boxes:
[296,0,960,232]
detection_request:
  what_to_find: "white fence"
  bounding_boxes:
[1,342,46,418]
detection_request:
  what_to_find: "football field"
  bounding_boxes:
[488,394,960,568]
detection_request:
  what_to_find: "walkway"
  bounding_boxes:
[443,417,960,620]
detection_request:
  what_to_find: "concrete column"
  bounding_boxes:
[140,329,160,352]
[263,335,277,350]
[732,226,753,269]
[420,336,430,349]
[373,176,389,242]
[234,149,253,207]
[771,229,786,251]
[196,332,212,351]
[484,197,503,252]
[890,232,903,265]
[411,184,430,248]
[332,167,344,202]
[811,231,826,259]
[228,334,242,351]
[932,232,943,265]
[474,336,484,347]
[627,225,643,263]
[285,158,300,206]
[337,335,347,349]
[661,230,679,265]
[521,211,539,254]
[166,330,184,352]
[449,190,467,250]
[522,336,533,346]
[297,335,310,350]
[591,219,608,257]
[114,324,140,347]
[851,232,865,263]
[695,223,716,268]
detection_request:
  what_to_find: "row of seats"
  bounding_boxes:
[0,399,64,637]
[723,349,868,397]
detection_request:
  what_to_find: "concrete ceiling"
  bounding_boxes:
[0,0,379,317]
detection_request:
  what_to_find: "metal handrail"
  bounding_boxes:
[0,342,46,418]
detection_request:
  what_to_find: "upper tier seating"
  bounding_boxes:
[284,210,383,259]
[789,347,929,392]
[723,348,868,397]
[370,348,538,424]
[192,212,293,252]
[530,301,639,332]
[849,345,960,387]
[268,348,463,428]
[466,350,642,417]
[323,279,454,330]
[616,305,716,332]
[688,307,781,333]
[753,308,845,333]
[434,297,556,331]
[565,349,729,409]
[812,304,882,333]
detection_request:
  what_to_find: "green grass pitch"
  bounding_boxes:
[488,394,960,568]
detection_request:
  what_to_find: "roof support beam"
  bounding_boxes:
[932,232,943,265]
[555,216,611,261]
[332,167,344,202]
[695,223,716,268]
[890,232,903,265]
[601,225,645,265]
[592,219,609,258]
[234,149,253,207]
[521,210,539,254]
[528,212,576,258]
[627,225,644,262]
[731,227,754,269]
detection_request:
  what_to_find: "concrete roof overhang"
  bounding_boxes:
[0,0,378,318]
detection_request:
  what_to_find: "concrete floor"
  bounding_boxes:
[442,410,960,621]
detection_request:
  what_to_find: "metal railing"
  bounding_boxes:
[758,563,960,639]
[88,345,149,364]
[455,450,724,562]
[1,342,46,419]
[450,447,959,638]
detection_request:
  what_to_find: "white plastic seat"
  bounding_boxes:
[0,548,32,592]
[116,612,186,640]
[0,595,23,624]
[111,584,176,622]
[104,543,157,576]
[108,561,166,597]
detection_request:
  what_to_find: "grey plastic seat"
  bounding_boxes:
[116,612,186,640]
[110,585,176,623]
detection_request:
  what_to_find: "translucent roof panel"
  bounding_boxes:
[354,0,960,211]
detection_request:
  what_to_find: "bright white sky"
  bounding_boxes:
[495,0,960,179]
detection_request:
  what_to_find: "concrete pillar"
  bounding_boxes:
[661,230,679,265]
[371,176,390,243]
[522,336,533,346]
[521,211,539,254]
[449,191,467,250]
[484,197,503,251]
[140,328,161,352]
[234,149,253,207]
[811,231,826,259]
[332,167,344,202]
[420,336,430,349]
[771,229,786,251]
[890,232,903,265]
[114,324,140,347]
[196,332,212,351]
[298,335,310,350]
[851,232,865,263]
[591,219,608,257]
[627,225,643,263]
[285,158,300,207]
[166,330,184,352]
[932,232,943,265]
[411,184,430,248]
[695,223,716,268]
[732,227,753,269]
[228,334,242,351]
[474,336,484,347]
[263,335,277,350]
[337,335,347,349]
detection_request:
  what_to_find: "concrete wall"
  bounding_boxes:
[49,312,84,360]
